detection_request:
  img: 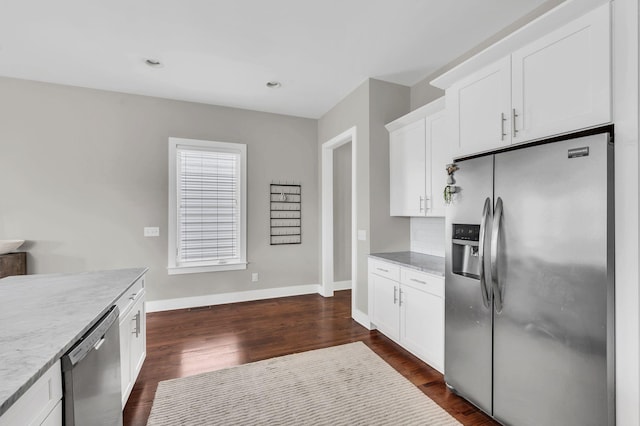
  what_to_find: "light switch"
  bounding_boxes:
[358,230,367,241]
[144,227,160,237]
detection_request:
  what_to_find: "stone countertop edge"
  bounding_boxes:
[368,251,445,277]
[0,267,149,416]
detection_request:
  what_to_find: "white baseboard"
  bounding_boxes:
[351,308,371,330]
[146,284,321,312]
[333,280,352,291]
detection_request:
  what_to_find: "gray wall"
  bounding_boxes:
[333,142,352,282]
[318,80,370,313]
[0,77,319,303]
[369,79,411,253]
[410,0,566,110]
[318,78,409,315]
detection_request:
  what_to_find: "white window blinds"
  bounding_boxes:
[176,147,241,265]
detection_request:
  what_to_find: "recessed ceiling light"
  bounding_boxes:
[145,58,163,68]
[266,81,281,89]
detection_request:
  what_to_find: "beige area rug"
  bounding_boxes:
[147,342,461,425]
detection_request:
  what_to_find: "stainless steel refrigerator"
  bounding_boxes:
[444,129,615,426]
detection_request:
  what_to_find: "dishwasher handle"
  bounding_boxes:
[62,306,119,370]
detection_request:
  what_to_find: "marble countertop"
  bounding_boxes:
[0,267,147,417]
[369,251,445,276]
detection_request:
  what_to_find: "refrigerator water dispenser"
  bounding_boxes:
[452,224,481,279]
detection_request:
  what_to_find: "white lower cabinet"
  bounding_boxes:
[117,275,147,407]
[371,273,401,342]
[39,401,62,426]
[369,258,444,372]
[0,361,62,426]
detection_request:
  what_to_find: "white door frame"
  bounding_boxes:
[321,127,357,313]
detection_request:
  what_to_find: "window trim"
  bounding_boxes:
[168,137,247,275]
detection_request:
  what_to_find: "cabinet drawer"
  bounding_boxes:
[369,259,400,281]
[116,275,145,319]
[0,360,62,426]
[401,268,444,298]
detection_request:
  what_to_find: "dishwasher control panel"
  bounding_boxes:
[62,305,119,369]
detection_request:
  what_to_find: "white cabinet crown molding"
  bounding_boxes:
[430,0,610,90]
[385,97,444,132]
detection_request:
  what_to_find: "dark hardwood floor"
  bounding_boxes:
[124,290,497,426]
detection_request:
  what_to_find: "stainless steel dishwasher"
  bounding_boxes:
[62,305,122,426]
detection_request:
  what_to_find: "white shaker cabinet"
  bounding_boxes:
[447,56,512,157]
[389,118,426,217]
[117,275,147,407]
[428,110,449,217]
[443,3,611,158]
[387,97,450,217]
[370,273,401,342]
[368,258,444,372]
[511,4,611,143]
[0,361,62,426]
[399,268,444,371]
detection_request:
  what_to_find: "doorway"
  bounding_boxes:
[321,127,357,320]
[333,141,352,290]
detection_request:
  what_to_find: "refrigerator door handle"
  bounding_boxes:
[491,197,504,313]
[478,197,493,309]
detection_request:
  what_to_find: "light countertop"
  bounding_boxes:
[369,251,444,276]
[0,267,147,417]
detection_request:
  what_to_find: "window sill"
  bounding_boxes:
[167,262,247,275]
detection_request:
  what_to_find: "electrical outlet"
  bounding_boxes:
[357,230,367,241]
[144,227,160,237]
[251,273,259,282]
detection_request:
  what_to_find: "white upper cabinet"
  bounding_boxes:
[428,110,449,217]
[387,98,450,217]
[511,4,611,143]
[437,3,611,159]
[389,118,426,217]
[447,57,512,157]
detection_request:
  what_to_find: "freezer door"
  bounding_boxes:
[444,154,494,414]
[492,133,614,426]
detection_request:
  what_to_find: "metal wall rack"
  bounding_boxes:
[270,183,301,245]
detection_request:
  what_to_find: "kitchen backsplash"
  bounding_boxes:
[410,217,445,257]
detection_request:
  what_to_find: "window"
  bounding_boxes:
[168,138,247,274]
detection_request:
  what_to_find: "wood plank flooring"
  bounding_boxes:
[124,290,497,426]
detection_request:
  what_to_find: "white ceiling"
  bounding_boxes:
[0,0,549,118]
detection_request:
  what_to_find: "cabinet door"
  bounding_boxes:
[448,56,511,157]
[40,400,62,426]
[0,361,62,426]
[119,309,133,406]
[370,273,400,342]
[130,290,147,383]
[512,4,610,143]
[400,284,444,372]
[427,110,450,217]
[389,118,426,216]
